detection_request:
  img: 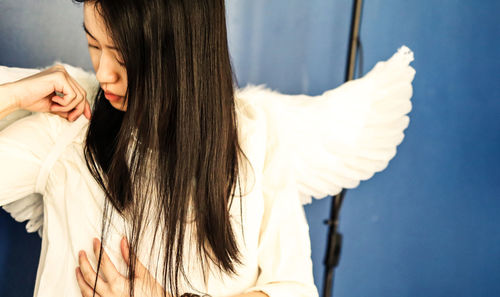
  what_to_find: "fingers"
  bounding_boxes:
[120,236,130,265]
[120,236,148,279]
[50,93,81,113]
[50,78,82,112]
[49,95,71,120]
[67,75,92,121]
[93,238,120,283]
[67,99,85,122]
[78,250,108,295]
[51,71,78,108]
[75,267,101,297]
[52,110,69,119]
[65,76,88,122]
[57,72,83,107]
[50,66,90,121]
[83,100,92,120]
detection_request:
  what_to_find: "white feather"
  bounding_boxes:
[235,45,416,205]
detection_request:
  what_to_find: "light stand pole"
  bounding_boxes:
[321,1,364,297]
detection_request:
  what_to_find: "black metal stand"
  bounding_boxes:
[322,189,346,297]
[321,1,364,297]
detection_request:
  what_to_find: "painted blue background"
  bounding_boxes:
[1,0,499,296]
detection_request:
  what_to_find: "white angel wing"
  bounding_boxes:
[2,193,44,236]
[0,60,99,236]
[235,45,416,205]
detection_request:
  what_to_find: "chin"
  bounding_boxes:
[110,100,127,112]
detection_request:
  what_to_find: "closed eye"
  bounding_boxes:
[87,44,125,66]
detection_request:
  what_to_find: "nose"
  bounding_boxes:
[95,54,120,86]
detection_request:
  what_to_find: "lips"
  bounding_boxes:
[104,92,122,102]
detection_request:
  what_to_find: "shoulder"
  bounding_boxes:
[234,85,269,162]
[0,111,62,142]
[233,89,268,197]
[10,112,89,146]
[233,84,292,188]
[234,85,298,200]
[43,112,88,138]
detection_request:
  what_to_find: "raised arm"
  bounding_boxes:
[0,63,92,122]
[0,62,98,236]
[0,82,20,120]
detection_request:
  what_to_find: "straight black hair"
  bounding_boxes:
[72,0,252,296]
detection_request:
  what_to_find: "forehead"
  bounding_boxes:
[83,2,112,43]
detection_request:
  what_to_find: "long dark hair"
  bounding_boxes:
[72,0,252,296]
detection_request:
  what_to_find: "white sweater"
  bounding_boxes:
[0,45,415,297]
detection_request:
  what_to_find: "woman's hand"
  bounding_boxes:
[75,237,169,297]
[6,64,91,122]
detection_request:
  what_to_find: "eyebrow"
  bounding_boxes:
[82,22,118,50]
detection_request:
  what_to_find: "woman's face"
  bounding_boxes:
[83,2,128,111]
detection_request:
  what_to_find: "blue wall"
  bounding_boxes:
[1,0,499,296]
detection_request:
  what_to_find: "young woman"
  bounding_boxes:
[0,0,416,296]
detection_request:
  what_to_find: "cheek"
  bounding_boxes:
[89,52,100,71]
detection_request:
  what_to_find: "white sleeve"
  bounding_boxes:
[243,132,319,297]
[0,109,89,237]
[0,61,98,204]
[0,62,93,235]
[0,111,60,205]
[0,65,41,130]
[0,65,56,235]
[0,110,60,237]
[0,62,96,236]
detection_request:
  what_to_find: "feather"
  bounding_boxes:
[235,45,416,205]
